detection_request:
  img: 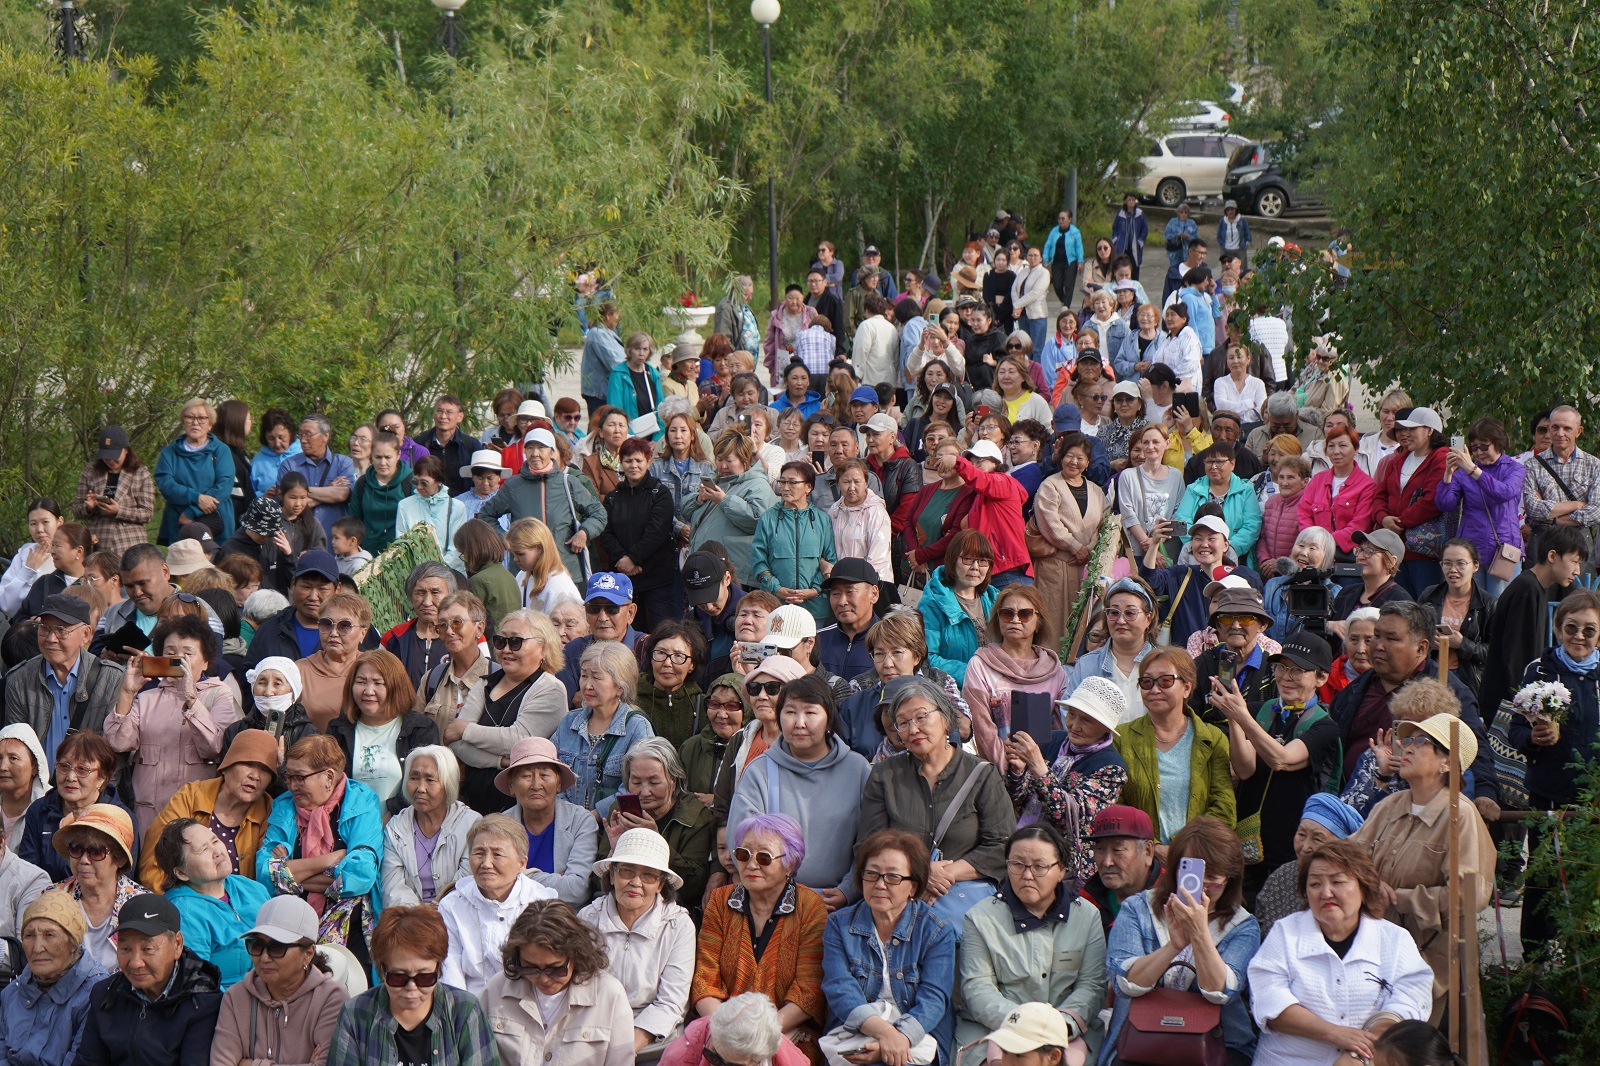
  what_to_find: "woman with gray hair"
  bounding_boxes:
[858,675,1017,922]
[1262,525,1338,641]
[555,641,656,809]
[599,737,716,904]
[380,745,477,906]
[240,588,290,645]
[439,813,559,996]
[661,991,812,1066]
[380,561,463,690]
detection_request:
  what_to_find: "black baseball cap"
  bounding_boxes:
[683,551,727,607]
[822,557,879,589]
[37,594,90,626]
[117,893,183,937]
[1271,632,1334,674]
[97,425,129,462]
[294,549,340,584]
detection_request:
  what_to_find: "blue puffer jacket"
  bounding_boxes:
[822,898,958,1060]
[918,565,995,685]
[0,951,108,1066]
[255,779,384,917]
[166,875,272,990]
[154,434,237,543]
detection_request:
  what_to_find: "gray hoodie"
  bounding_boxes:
[727,734,871,896]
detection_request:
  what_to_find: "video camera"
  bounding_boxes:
[1269,558,1362,631]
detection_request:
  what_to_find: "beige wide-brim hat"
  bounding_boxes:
[1397,713,1479,772]
[165,538,211,576]
[53,803,136,870]
[591,827,684,890]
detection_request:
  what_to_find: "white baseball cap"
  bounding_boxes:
[763,604,818,650]
[1191,514,1231,540]
[965,440,1005,464]
[523,427,557,449]
[864,413,899,435]
[1395,407,1443,433]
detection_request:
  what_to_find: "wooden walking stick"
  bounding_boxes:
[1447,717,1463,1060]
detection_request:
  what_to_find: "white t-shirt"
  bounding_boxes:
[352,717,404,804]
[1213,375,1267,423]
[520,568,582,612]
[1399,452,1424,489]
[1331,475,1348,499]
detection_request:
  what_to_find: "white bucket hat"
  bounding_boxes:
[592,827,684,890]
[460,448,513,478]
[1056,675,1125,736]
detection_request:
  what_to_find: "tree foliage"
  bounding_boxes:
[0,0,742,528]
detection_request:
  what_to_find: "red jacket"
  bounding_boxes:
[910,484,976,565]
[1298,466,1378,553]
[951,456,1032,577]
[1372,446,1448,558]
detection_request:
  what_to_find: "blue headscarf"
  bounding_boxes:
[1301,793,1364,839]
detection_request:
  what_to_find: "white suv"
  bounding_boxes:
[1135,133,1251,207]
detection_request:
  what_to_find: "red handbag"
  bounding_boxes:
[1114,961,1227,1066]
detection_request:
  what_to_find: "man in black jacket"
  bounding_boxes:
[804,268,846,349]
[245,551,378,667]
[414,394,478,496]
[75,894,222,1066]
[1478,525,1587,715]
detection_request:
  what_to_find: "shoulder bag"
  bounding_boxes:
[1474,481,1523,581]
[1115,960,1227,1066]
[1401,474,1457,559]
[1155,568,1192,646]
[929,762,989,862]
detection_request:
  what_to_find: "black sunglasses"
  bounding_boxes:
[491,634,533,652]
[746,680,783,697]
[586,601,624,616]
[245,937,305,959]
[382,969,440,989]
[507,958,571,981]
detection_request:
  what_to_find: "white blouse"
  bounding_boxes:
[1248,910,1433,1066]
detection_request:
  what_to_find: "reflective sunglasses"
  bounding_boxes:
[1214,613,1262,628]
[732,847,785,867]
[383,969,440,989]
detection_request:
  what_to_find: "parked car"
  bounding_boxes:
[1171,100,1231,130]
[1135,133,1251,207]
[1223,141,1297,218]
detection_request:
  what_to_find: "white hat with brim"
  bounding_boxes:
[516,400,547,419]
[965,440,1005,464]
[165,538,211,576]
[591,827,684,890]
[1397,713,1479,773]
[460,449,513,478]
[1191,514,1231,540]
[1056,676,1124,736]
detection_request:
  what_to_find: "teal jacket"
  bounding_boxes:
[166,875,271,990]
[255,779,385,917]
[154,434,237,544]
[347,461,413,553]
[1174,472,1263,562]
[917,565,996,685]
[606,361,667,439]
[684,468,780,587]
[750,504,837,622]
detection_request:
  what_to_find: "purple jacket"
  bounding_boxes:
[398,436,429,466]
[1435,454,1525,561]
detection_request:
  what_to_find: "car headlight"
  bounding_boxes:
[1228,168,1266,182]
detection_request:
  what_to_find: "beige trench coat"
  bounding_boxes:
[1029,472,1107,630]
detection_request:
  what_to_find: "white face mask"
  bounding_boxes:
[255,691,296,714]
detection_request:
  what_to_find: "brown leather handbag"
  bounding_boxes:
[1114,961,1227,1066]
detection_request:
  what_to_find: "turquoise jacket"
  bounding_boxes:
[684,468,780,587]
[750,504,837,622]
[917,565,995,686]
[255,779,385,918]
[166,875,271,990]
[1174,472,1263,563]
[154,434,237,543]
[347,461,413,553]
[606,361,666,439]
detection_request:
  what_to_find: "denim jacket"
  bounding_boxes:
[554,704,657,808]
[1099,889,1259,1066]
[821,898,959,1056]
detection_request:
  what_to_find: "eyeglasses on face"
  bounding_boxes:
[1138,674,1180,691]
[67,841,111,861]
[861,870,909,885]
[1005,859,1060,878]
[746,680,783,698]
[611,863,664,885]
[441,617,476,633]
[492,634,533,651]
[652,649,691,665]
[706,698,744,715]
[776,478,809,487]
[997,607,1036,623]
[892,709,939,735]
[316,618,357,634]
[508,958,571,981]
[957,555,991,569]
[1214,613,1260,628]
[586,601,624,616]
[382,969,440,989]
[733,847,785,867]
[1104,608,1144,622]
[56,762,102,780]
[38,623,86,642]
[245,937,304,958]
[1399,735,1444,753]
[285,768,332,786]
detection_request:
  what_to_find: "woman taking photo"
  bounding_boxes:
[211,895,349,1066]
[651,411,717,543]
[583,827,698,1054]
[0,497,61,617]
[446,608,568,813]
[255,734,384,965]
[507,517,584,612]
[1330,529,1412,626]
[1435,417,1524,596]
[1299,425,1377,557]
[326,649,439,815]
[381,746,476,907]
[1250,839,1434,1065]
[155,398,237,543]
[751,461,836,625]
[1373,407,1450,595]
[1114,648,1236,848]
[686,432,780,589]
[495,737,598,905]
[820,829,959,1065]
[1102,816,1261,1065]
[692,812,828,1057]
[106,613,242,839]
[1351,714,1494,1025]
[52,803,144,970]
[1030,433,1106,630]
[963,585,1068,769]
[1004,678,1129,880]
[72,427,156,558]
[438,813,559,997]
[327,906,497,1066]
[482,898,634,1066]
[297,591,372,731]
[597,437,683,630]
[860,677,1016,921]
[16,734,129,884]
[1419,538,1494,694]
[0,893,109,1065]
[957,826,1108,1056]
[918,530,998,688]
[153,818,270,989]
[601,737,716,904]
[993,355,1053,426]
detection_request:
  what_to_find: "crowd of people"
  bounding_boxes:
[1,211,1573,1066]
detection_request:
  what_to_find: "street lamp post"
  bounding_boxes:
[431,0,467,58]
[751,0,780,311]
[55,0,83,62]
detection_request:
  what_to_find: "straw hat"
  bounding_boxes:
[592,827,684,890]
[53,803,136,870]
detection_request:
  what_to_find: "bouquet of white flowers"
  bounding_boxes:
[1512,678,1573,725]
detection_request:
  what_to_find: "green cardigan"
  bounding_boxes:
[1114,711,1236,841]
[468,561,521,632]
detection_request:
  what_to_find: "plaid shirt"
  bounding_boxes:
[1522,446,1600,527]
[792,324,837,377]
[327,984,500,1066]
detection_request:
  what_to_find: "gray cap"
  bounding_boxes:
[1224,199,1238,211]
[246,895,320,945]
[1353,527,1406,560]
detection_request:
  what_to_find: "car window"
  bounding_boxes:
[1144,140,1164,158]
[1227,143,1261,169]
[1169,137,1203,158]
[1199,138,1230,158]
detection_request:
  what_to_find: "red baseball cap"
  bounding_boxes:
[1090,805,1154,841]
